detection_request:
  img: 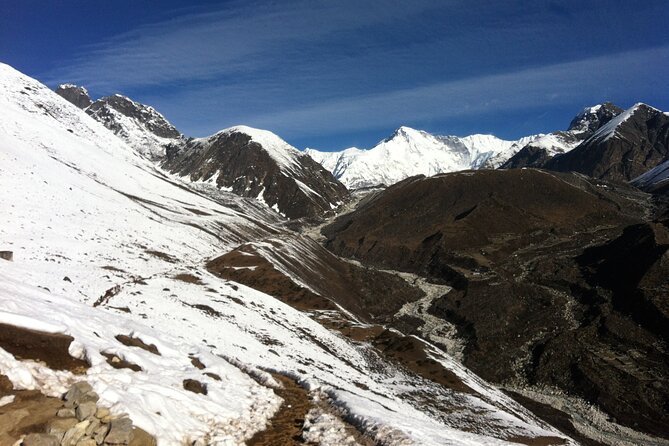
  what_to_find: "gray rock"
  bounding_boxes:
[104,417,133,444]
[64,381,94,404]
[93,423,109,445]
[58,407,77,418]
[47,417,79,440]
[76,401,97,421]
[78,391,100,404]
[75,438,97,446]
[85,417,100,435]
[95,407,110,419]
[61,419,90,446]
[22,433,60,446]
[55,84,92,109]
[0,251,12,261]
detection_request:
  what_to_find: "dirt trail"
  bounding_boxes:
[248,374,311,446]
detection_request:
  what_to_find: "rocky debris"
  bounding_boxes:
[14,381,155,446]
[322,169,669,441]
[54,84,92,109]
[0,250,13,261]
[104,417,134,445]
[114,334,160,355]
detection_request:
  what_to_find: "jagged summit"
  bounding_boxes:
[544,102,669,182]
[500,102,624,169]
[55,83,92,109]
[84,94,183,159]
[567,102,624,135]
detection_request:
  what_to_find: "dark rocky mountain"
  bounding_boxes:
[567,102,625,136]
[162,126,349,219]
[501,103,623,169]
[543,103,669,182]
[55,83,92,109]
[322,169,669,440]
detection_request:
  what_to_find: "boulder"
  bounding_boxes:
[104,417,133,444]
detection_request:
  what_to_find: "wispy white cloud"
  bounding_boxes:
[43,0,443,90]
[161,46,669,141]
[40,0,669,146]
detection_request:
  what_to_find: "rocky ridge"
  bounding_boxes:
[162,126,349,219]
[501,102,623,169]
[543,103,669,182]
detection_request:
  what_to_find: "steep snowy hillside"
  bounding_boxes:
[0,63,576,445]
[306,127,535,189]
[162,126,349,219]
[85,94,184,160]
[633,158,669,193]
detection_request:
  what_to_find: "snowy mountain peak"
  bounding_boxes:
[588,102,658,144]
[308,126,536,189]
[567,102,623,135]
[211,125,305,174]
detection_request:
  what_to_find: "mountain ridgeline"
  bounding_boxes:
[56,85,349,219]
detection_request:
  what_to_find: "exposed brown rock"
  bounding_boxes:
[115,335,160,355]
[182,379,207,395]
[0,323,88,372]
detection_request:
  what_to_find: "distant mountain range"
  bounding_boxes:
[307,101,669,190]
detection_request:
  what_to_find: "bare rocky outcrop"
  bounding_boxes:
[55,84,92,109]
[163,127,349,219]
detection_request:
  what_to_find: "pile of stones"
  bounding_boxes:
[20,381,148,446]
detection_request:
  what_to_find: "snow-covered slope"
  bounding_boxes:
[0,63,575,445]
[306,127,536,189]
[84,94,184,160]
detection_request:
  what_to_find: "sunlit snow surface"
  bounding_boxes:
[306,127,540,189]
[0,63,572,445]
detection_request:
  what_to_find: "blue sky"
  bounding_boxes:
[1,0,667,150]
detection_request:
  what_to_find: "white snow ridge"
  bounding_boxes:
[0,62,575,445]
[306,126,539,189]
